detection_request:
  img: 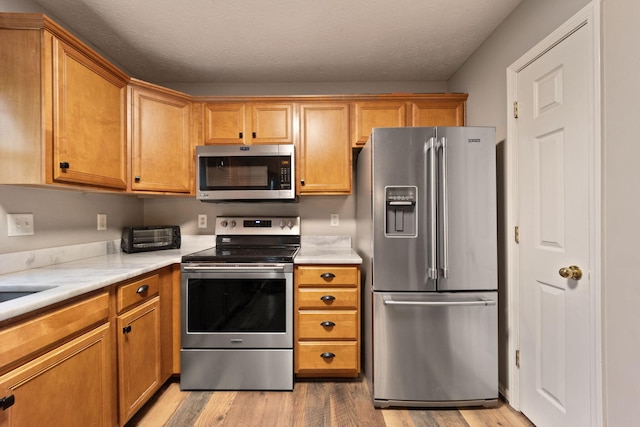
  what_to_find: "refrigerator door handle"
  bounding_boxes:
[439,136,449,278]
[383,295,496,307]
[426,137,438,280]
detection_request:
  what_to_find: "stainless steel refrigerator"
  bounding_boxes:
[356,127,498,408]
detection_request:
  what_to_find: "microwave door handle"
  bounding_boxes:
[439,137,449,279]
[426,137,438,280]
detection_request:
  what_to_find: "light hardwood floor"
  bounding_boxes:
[126,378,534,426]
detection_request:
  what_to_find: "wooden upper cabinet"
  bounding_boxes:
[352,101,407,147]
[52,37,128,189]
[129,80,193,194]
[0,14,129,191]
[410,96,466,127]
[203,102,293,145]
[297,103,351,195]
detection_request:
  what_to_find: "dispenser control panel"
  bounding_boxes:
[384,186,417,237]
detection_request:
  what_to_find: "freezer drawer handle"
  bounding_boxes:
[320,352,336,359]
[383,297,496,307]
[320,272,336,280]
[320,321,336,327]
[320,295,336,302]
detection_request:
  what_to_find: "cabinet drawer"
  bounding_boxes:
[297,288,357,310]
[296,266,357,287]
[298,311,357,340]
[296,341,358,373]
[117,274,159,313]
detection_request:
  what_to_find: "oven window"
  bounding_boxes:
[186,278,286,332]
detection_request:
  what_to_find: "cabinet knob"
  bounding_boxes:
[134,176,141,183]
[320,272,335,280]
[59,161,70,170]
[239,132,243,139]
[320,295,336,302]
[320,321,336,328]
[320,352,336,359]
[300,179,305,186]
[252,132,256,138]
[0,395,15,410]
[123,325,132,334]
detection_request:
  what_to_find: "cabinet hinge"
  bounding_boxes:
[515,226,520,244]
[516,350,520,368]
[1,394,15,411]
[513,101,519,119]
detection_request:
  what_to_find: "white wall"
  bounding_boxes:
[601,0,640,425]
[0,186,143,254]
[447,0,591,409]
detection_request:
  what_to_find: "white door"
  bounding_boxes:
[517,22,594,427]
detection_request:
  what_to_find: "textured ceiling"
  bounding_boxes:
[32,0,522,84]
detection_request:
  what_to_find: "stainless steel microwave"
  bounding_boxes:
[196,144,296,202]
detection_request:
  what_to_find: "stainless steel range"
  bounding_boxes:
[180,216,300,391]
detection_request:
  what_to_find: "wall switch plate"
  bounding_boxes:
[97,214,107,231]
[198,214,207,229]
[7,213,34,236]
[330,213,339,227]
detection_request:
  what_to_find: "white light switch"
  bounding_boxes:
[7,213,34,236]
[330,213,339,227]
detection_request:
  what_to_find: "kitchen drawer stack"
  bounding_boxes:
[294,265,361,378]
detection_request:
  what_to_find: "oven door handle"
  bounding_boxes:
[182,263,289,272]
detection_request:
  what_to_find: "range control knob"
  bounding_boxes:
[279,220,286,229]
[230,220,237,228]
[287,220,294,229]
[220,220,228,228]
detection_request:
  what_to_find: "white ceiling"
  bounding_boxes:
[33,0,522,84]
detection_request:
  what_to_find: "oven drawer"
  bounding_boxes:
[296,266,358,287]
[296,341,358,374]
[117,274,159,313]
[297,288,358,310]
[298,311,358,340]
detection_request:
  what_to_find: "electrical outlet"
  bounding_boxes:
[97,213,107,231]
[330,213,339,227]
[198,214,208,229]
[7,213,34,236]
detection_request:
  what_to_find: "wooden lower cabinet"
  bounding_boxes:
[294,265,361,378]
[115,271,167,426]
[0,323,113,427]
[116,297,161,425]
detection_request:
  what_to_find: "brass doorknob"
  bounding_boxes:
[559,265,583,280]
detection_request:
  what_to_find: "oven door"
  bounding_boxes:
[181,263,293,349]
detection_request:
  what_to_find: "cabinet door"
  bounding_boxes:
[410,100,465,127]
[51,38,127,189]
[117,297,161,425]
[130,86,192,193]
[250,103,293,144]
[352,101,407,147]
[298,103,351,194]
[203,103,246,144]
[0,324,113,427]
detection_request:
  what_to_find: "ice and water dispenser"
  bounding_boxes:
[384,186,417,237]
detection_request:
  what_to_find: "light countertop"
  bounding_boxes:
[0,235,361,323]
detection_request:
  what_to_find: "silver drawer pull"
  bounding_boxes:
[320,352,335,359]
[320,295,336,302]
[320,272,335,280]
[320,321,336,327]
[136,284,149,294]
